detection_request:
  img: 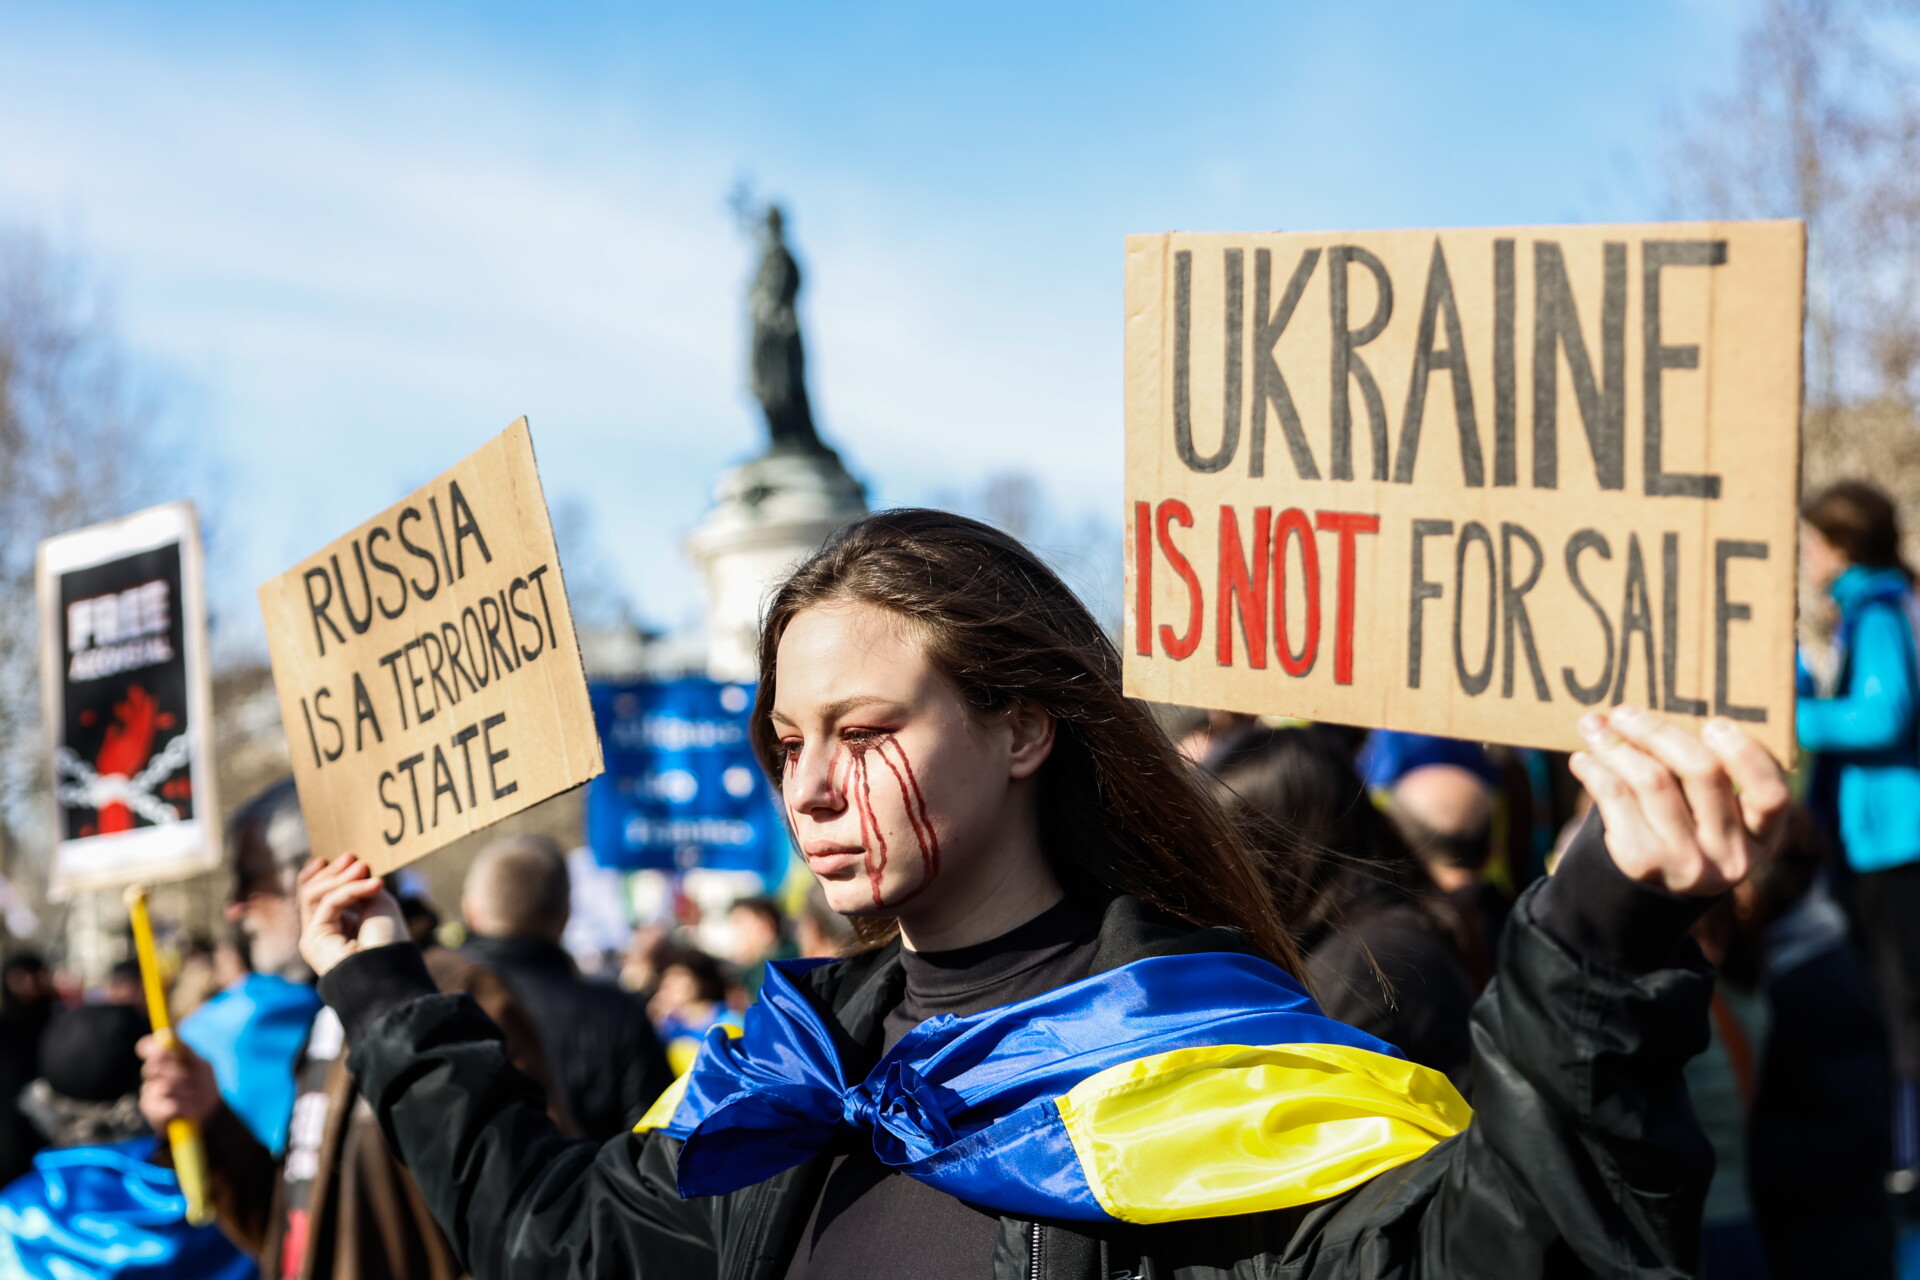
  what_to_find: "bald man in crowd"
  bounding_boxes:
[461,836,673,1141]
[1388,763,1511,988]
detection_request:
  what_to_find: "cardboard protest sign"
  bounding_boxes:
[259,419,603,873]
[38,502,219,895]
[1124,222,1803,759]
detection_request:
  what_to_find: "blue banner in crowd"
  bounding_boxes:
[587,678,788,883]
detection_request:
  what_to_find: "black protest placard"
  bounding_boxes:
[38,502,218,893]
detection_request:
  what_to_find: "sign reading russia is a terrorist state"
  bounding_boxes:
[259,419,602,874]
[1123,222,1804,760]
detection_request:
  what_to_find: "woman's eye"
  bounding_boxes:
[780,739,803,759]
[842,728,891,746]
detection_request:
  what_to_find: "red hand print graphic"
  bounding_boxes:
[94,685,159,833]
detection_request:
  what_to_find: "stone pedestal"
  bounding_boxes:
[685,448,867,682]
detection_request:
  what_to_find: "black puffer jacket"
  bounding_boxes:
[322,819,1715,1279]
[1747,891,1895,1277]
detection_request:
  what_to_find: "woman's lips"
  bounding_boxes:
[804,847,864,876]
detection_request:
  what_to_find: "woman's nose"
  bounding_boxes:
[788,744,845,815]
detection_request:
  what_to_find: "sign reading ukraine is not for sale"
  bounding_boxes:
[1123,222,1804,759]
[259,419,603,873]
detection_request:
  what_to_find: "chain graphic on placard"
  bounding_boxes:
[54,732,193,828]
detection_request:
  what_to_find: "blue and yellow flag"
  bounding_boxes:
[639,951,1471,1224]
[0,1139,254,1280]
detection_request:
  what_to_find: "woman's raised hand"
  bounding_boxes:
[296,853,407,979]
[1569,706,1789,897]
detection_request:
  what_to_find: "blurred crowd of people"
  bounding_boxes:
[0,478,1918,1278]
[0,788,855,1278]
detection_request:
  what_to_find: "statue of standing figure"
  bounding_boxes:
[747,204,826,455]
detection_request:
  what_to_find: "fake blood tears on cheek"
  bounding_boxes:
[841,735,941,907]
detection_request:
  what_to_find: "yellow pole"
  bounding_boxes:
[123,885,213,1227]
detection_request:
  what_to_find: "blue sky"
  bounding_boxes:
[0,0,1747,645]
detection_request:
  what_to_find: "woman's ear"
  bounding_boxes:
[1005,702,1056,779]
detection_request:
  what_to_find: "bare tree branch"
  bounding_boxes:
[1667,0,1920,404]
[0,228,167,917]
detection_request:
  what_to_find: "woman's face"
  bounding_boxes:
[1801,522,1849,590]
[770,600,1052,920]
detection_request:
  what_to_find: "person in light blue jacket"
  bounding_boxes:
[1797,479,1920,1192]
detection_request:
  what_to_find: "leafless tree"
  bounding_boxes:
[1668,0,1920,590]
[0,228,169,924]
[1669,0,1920,405]
[936,470,1123,634]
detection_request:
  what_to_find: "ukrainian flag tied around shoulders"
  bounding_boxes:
[637,951,1471,1224]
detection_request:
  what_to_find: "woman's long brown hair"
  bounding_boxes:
[751,508,1305,974]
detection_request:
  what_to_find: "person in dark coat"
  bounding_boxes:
[288,510,1788,1280]
[0,952,56,1187]
[138,778,572,1280]
[460,834,673,1140]
[1209,725,1478,1095]
[1697,808,1896,1277]
[1387,760,1511,989]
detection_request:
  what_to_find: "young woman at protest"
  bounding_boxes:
[1798,479,1920,1190]
[297,509,1786,1280]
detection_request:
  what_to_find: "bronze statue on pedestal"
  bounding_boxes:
[746,204,826,456]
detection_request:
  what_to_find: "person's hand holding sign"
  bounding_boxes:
[1570,705,1789,897]
[297,853,406,979]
